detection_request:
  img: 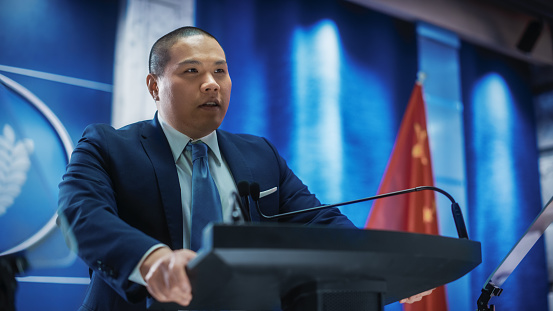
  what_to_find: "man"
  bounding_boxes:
[58,26,429,310]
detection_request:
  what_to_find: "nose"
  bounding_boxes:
[201,75,219,93]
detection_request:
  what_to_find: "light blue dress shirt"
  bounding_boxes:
[129,114,240,285]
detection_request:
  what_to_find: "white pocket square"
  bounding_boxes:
[259,186,277,198]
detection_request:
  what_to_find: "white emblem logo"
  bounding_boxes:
[0,124,34,216]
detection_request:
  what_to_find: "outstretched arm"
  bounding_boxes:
[140,247,197,307]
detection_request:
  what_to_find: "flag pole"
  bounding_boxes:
[417,71,427,85]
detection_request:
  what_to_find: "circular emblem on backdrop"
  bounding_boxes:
[0,73,73,256]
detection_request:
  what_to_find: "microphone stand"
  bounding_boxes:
[477,282,503,311]
[476,195,553,310]
[249,184,469,240]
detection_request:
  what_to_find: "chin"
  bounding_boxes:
[199,121,224,135]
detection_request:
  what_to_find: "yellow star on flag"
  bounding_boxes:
[412,123,429,166]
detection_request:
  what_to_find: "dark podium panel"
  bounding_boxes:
[148,224,481,311]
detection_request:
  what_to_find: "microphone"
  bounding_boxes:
[249,182,261,218]
[248,182,469,239]
[237,181,251,221]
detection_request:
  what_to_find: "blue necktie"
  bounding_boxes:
[188,141,223,252]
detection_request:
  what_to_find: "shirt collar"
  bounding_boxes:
[157,113,223,164]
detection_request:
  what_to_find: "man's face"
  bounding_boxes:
[149,35,232,139]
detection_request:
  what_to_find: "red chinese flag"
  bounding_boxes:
[365,82,448,311]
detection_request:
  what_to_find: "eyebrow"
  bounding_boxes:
[177,59,227,66]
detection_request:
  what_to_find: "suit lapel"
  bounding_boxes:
[140,116,184,249]
[216,130,259,221]
[216,129,254,184]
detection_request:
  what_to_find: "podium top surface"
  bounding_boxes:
[150,223,481,311]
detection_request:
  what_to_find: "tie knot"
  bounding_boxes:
[189,141,208,161]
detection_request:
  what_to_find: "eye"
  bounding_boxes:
[185,68,198,73]
[214,68,226,74]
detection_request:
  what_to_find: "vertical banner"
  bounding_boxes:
[365,81,448,310]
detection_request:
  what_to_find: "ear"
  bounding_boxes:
[146,73,159,101]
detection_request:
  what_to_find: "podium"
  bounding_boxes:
[148,224,481,311]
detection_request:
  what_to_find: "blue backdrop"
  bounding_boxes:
[0,0,118,310]
[461,43,548,310]
[196,0,418,228]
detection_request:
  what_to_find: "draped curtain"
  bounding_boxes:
[461,43,548,310]
[196,0,549,310]
[196,0,418,227]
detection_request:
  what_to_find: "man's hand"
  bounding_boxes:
[399,289,434,304]
[140,247,197,306]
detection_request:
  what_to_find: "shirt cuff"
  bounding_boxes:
[128,244,167,286]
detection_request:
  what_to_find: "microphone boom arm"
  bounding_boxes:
[252,185,469,240]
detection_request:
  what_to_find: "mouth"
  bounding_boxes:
[199,101,220,108]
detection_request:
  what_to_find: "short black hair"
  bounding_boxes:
[148,26,220,75]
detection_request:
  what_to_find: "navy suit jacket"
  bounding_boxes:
[58,115,355,310]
